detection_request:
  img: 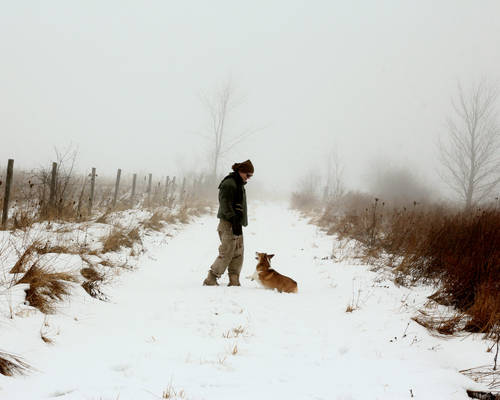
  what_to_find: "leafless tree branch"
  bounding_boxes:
[439,80,500,208]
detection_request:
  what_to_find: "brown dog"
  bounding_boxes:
[250,252,298,293]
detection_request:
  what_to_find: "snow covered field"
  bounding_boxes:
[0,203,492,399]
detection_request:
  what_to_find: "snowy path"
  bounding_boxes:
[0,203,486,399]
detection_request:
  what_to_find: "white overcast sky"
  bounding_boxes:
[1,1,499,194]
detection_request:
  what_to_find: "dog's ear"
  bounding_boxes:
[267,254,274,260]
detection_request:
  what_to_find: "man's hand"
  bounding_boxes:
[235,203,243,217]
[230,215,242,236]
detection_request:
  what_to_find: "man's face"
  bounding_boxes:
[238,171,253,183]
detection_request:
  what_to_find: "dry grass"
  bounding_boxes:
[80,267,103,281]
[40,333,53,345]
[35,243,74,255]
[306,190,500,336]
[80,266,108,301]
[101,226,141,253]
[0,351,32,376]
[163,213,178,224]
[402,210,500,336]
[217,355,227,366]
[461,365,500,395]
[16,266,77,314]
[466,389,500,399]
[345,304,357,313]
[127,227,141,243]
[9,241,40,274]
[345,283,362,313]
[13,210,37,230]
[412,311,464,336]
[162,382,186,399]
[95,211,110,224]
[175,207,190,224]
[98,258,114,267]
[81,280,109,301]
[141,211,165,231]
[222,325,247,339]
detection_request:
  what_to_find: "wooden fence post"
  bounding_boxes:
[89,167,96,214]
[1,159,14,229]
[147,173,152,205]
[180,177,186,202]
[171,176,176,193]
[113,168,121,208]
[165,176,170,205]
[131,173,137,205]
[49,162,57,210]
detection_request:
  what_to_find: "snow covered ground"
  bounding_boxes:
[0,203,492,399]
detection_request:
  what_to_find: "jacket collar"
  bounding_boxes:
[230,171,246,186]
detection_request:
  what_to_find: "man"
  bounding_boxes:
[203,159,254,286]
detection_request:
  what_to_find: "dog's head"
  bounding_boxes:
[255,252,274,266]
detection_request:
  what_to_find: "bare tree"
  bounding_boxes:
[200,80,257,181]
[35,145,79,218]
[324,147,345,201]
[439,81,500,209]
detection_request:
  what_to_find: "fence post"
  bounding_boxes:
[89,167,96,214]
[49,162,57,210]
[1,159,14,229]
[131,173,137,205]
[113,168,121,208]
[180,177,186,202]
[164,176,170,205]
[147,173,152,205]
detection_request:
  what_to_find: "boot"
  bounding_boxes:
[228,274,241,287]
[203,271,219,286]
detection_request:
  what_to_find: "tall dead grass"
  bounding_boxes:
[101,227,142,253]
[306,191,500,336]
[141,211,166,231]
[401,210,500,336]
[15,266,77,314]
[0,351,32,376]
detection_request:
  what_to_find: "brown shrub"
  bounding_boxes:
[16,266,77,314]
[163,213,178,224]
[13,211,36,230]
[403,210,500,312]
[315,192,500,335]
[176,207,190,224]
[463,282,500,335]
[101,227,141,253]
[142,212,164,231]
[127,227,141,243]
[327,197,384,253]
[395,209,500,335]
[80,267,103,281]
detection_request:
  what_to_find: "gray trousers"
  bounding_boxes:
[209,219,244,277]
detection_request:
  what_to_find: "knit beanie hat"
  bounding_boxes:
[232,159,254,174]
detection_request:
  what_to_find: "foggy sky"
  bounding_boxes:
[1,1,500,196]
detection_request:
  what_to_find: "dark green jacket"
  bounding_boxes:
[216,172,248,227]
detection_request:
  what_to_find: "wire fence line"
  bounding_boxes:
[1,158,215,229]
